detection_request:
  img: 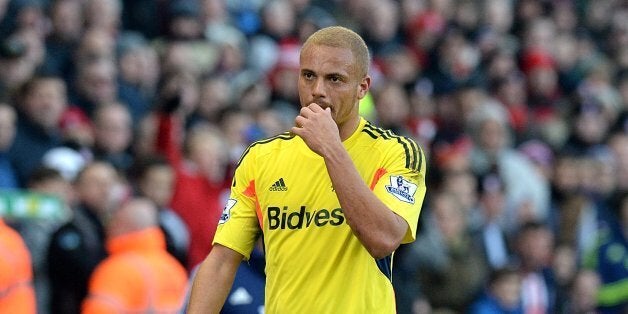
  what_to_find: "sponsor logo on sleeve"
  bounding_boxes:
[219,199,237,224]
[385,176,417,204]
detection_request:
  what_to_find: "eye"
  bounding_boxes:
[329,75,342,83]
[302,71,314,80]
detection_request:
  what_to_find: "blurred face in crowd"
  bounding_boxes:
[609,133,628,190]
[480,181,506,221]
[133,114,157,159]
[84,0,121,34]
[78,59,117,106]
[478,119,507,155]
[262,0,295,39]
[491,272,521,309]
[573,108,609,146]
[118,47,145,85]
[381,47,420,85]
[21,77,67,130]
[77,28,116,62]
[374,83,410,128]
[432,192,466,242]
[483,0,513,34]
[552,155,580,193]
[75,162,121,215]
[138,164,175,208]
[517,226,553,271]
[363,0,399,43]
[93,103,132,153]
[442,170,477,210]
[186,127,228,183]
[197,77,231,120]
[50,0,83,41]
[0,104,16,150]
[552,245,577,285]
[571,270,601,312]
[29,174,75,208]
[201,0,228,23]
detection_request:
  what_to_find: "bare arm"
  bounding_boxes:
[292,104,408,258]
[187,244,244,313]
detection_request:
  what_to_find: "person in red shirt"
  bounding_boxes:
[156,93,231,270]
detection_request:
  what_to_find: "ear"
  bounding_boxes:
[357,75,371,99]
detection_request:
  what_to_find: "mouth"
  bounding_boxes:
[316,102,332,111]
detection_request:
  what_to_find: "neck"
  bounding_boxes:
[339,115,360,141]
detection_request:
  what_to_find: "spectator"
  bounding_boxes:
[584,191,628,313]
[92,102,134,172]
[41,0,84,83]
[9,74,67,187]
[515,221,557,313]
[0,216,36,313]
[82,197,188,313]
[475,172,513,270]
[0,102,18,189]
[21,166,74,313]
[70,57,118,118]
[47,161,126,314]
[166,0,204,41]
[156,101,231,270]
[562,269,601,314]
[469,266,523,314]
[130,154,190,267]
[115,31,153,122]
[404,190,489,313]
[83,0,122,36]
[467,100,550,233]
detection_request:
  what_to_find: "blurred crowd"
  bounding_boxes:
[0,0,626,313]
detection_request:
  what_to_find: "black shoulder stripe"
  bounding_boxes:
[363,123,416,170]
[417,144,424,172]
[403,136,420,172]
[235,132,295,168]
[362,127,378,139]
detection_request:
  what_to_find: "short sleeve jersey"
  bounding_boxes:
[214,117,426,314]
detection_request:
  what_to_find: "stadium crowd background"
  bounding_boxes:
[0,0,627,313]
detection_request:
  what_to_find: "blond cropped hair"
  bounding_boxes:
[302,26,371,78]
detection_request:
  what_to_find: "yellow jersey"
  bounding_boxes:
[214,117,426,313]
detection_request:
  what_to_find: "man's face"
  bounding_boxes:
[22,79,67,129]
[298,44,368,127]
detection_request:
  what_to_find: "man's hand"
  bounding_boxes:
[291,103,342,156]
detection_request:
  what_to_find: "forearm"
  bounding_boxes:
[323,144,406,258]
[187,245,242,313]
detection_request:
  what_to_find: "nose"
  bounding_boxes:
[311,77,326,99]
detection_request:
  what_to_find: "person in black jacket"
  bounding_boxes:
[47,161,126,314]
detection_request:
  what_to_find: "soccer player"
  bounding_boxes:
[188,26,427,313]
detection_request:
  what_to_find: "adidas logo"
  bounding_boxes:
[269,178,288,191]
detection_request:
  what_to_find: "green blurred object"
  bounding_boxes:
[359,91,376,122]
[0,190,70,221]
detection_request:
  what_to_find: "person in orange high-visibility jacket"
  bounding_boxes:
[0,217,36,314]
[82,197,188,314]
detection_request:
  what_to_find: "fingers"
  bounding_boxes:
[294,103,331,130]
[294,115,307,128]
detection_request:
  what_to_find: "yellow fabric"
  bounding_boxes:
[214,117,427,313]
